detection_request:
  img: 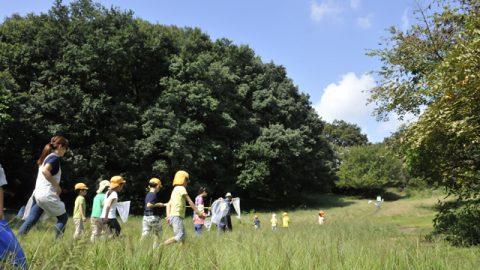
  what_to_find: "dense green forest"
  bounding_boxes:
[0,0,336,210]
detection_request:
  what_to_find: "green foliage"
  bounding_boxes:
[336,144,406,194]
[323,120,369,147]
[0,0,335,209]
[370,0,480,244]
[432,200,480,246]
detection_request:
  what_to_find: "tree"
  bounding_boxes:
[336,144,406,195]
[323,120,369,147]
[0,0,336,210]
[369,0,480,245]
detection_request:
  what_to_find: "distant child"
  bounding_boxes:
[193,187,208,235]
[270,214,277,231]
[253,215,260,229]
[164,170,204,245]
[73,183,89,239]
[90,180,110,242]
[142,178,166,246]
[101,176,126,237]
[318,211,326,225]
[282,212,290,228]
[0,164,27,269]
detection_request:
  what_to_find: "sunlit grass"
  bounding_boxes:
[6,193,480,269]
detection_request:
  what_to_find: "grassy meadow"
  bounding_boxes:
[5,192,480,270]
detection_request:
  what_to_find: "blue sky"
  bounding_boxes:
[0,0,418,142]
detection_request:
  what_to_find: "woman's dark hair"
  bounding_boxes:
[198,186,207,195]
[37,135,69,166]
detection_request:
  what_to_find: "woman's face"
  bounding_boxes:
[57,145,68,157]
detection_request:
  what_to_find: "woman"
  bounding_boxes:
[18,135,69,239]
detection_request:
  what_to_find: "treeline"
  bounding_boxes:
[0,0,336,211]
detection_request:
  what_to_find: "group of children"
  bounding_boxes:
[253,210,327,229]
[71,176,127,241]
[71,170,205,246]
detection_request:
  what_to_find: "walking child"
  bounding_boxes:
[193,187,208,235]
[270,213,277,231]
[90,180,110,242]
[318,210,326,225]
[282,212,290,228]
[164,170,204,245]
[142,178,166,247]
[73,183,88,239]
[101,176,126,237]
[253,215,260,229]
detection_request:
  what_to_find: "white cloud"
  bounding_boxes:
[357,14,373,29]
[401,8,410,31]
[310,0,341,22]
[314,72,418,142]
[350,0,361,9]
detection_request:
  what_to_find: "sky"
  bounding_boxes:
[0,0,420,142]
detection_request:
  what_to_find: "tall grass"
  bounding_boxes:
[5,195,480,269]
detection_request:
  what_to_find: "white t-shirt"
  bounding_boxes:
[0,164,7,187]
[101,191,118,219]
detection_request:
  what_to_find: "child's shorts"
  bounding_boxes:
[142,215,162,237]
[170,216,185,241]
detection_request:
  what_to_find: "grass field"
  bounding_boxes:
[5,192,480,269]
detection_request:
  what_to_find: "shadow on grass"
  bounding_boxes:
[301,193,356,209]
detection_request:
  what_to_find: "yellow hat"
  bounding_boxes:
[149,177,162,186]
[110,175,126,188]
[172,170,189,186]
[74,183,89,190]
[282,212,288,216]
[319,210,326,216]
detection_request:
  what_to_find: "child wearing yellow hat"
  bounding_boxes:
[73,183,88,239]
[164,170,205,245]
[282,212,290,228]
[142,178,166,247]
[90,180,110,242]
[318,210,326,225]
[101,176,126,237]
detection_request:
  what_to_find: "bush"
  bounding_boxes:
[432,199,480,246]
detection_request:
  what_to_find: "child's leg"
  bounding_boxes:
[108,219,121,237]
[73,218,82,239]
[90,218,100,242]
[164,217,184,245]
[141,216,151,239]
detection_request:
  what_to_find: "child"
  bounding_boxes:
[193,187,208,235]
[270,213,277,231]
[0,164,27,269]
[142,178,166,246]
[318,210,326,225]
[90,180,110,242]
[101,176,126,237]
[253,215,260,229]
[282,212,290,228]
[73,183,88,239]
[164,170,204,245]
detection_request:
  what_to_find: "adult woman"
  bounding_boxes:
[18,135,69,238]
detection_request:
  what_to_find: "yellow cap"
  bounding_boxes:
[149,177,162,186]
[282,212,288,216]
[172,170,189,186]
[74,183,89,190]
[319,210,326,216]
[110,175,126,188]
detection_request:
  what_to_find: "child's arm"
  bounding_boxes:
[186,195,204,218]
[0,187,4,220]
[102,198,116,221]
[80,201,86,221]
[165,202,170,218]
